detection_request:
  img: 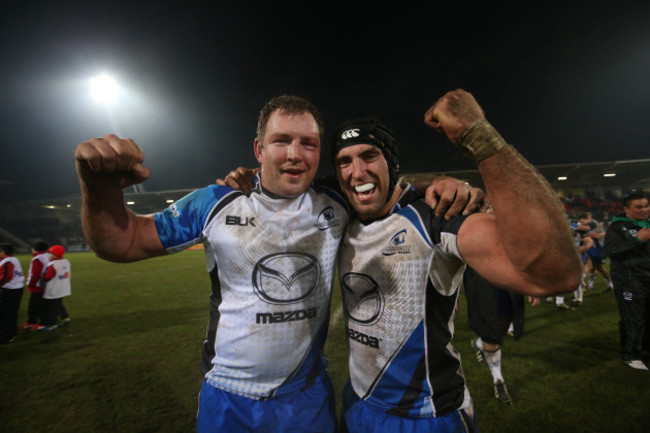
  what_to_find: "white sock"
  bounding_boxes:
[475,337,484,350]
[556,296,565,306]
[588,273,597,288]
[574,286,583,302]
[485,348,504,383]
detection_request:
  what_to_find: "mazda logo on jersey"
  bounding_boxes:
[341,273,384,325]
[253,252,320,304]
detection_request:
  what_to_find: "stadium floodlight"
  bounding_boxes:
[558,176,568,180]
[90,74,117,104]
[603,173,616,177]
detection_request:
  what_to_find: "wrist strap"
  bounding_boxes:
[457,119,507,162]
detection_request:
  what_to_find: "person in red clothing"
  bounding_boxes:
[0,242,25,343]
[41,245,71,330]
[19,241,49,331]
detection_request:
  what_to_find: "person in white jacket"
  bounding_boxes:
[41,244,71,330]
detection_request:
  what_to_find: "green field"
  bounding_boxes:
[1,251,648,432]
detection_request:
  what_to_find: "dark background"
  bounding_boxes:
[2,1,649,203]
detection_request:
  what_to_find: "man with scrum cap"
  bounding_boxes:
[332,89,582,432]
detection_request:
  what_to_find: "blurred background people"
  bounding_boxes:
[41,245,71,330]
[0,242,25,343]
[19,240,49,331]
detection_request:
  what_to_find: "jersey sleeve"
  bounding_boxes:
[27,259,44,288]
[433,214,466,260]
[154,185,234,253]
[0,260,14,285]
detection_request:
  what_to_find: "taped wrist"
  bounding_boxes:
[456,119,507,162]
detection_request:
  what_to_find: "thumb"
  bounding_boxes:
[131,163,151,182]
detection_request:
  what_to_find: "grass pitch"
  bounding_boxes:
[1,251,648,432]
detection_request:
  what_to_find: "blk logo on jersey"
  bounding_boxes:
[253,252,320,304]
[381,229,411,256]
[341,273,384,325]
[315,206,340,230]
[226,215,256,227]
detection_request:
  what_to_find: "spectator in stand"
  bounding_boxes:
[604,193,650,371]
[41,245,72,330]
[19,241,49,331]
[0,242,25,344]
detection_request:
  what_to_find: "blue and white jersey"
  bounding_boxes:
[154,180,349,400]
[337,186,470,418]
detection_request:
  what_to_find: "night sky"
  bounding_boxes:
[2,1,649,203]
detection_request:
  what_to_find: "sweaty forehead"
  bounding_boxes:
[266,111,320,136]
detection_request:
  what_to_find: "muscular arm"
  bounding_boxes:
[426,90,582,296]
[219,167,486,219]
[76,135,166,263]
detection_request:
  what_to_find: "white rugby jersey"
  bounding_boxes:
[154,180,349,399]
[337,186,471,418]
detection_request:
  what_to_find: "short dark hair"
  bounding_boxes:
[256,95,324,143]
[32,241,48,252]
[0,242,14,255]
[623,192,648,208]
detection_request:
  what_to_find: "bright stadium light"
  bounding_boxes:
[603,173,616,177]
[558,176,568,180]
[87,72,144,194]
[90,74,117,104]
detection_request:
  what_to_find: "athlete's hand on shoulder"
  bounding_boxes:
[75,134,150,189]
[424,89,485,145]
[425,176,487,220]
[216,166,259,193]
